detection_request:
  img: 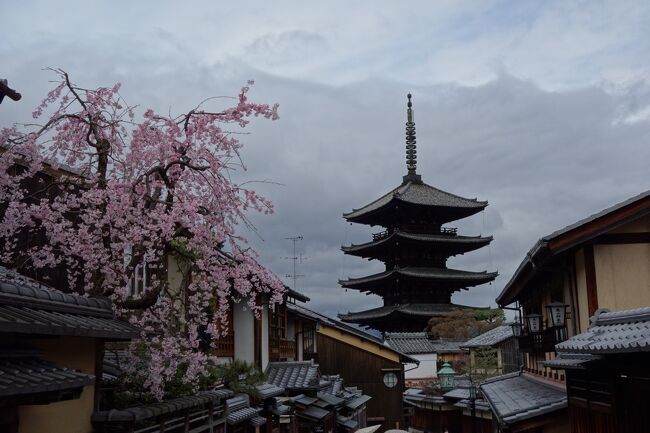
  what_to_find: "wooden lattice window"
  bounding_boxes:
[269,304,287,339]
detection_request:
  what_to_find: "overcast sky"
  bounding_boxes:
[3,0,650,322]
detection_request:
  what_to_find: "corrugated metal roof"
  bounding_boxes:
[556,307,650,354]
[384,332,438,354]
[462,324,514,348]
[0,350,94,397]
[480,373,566,426]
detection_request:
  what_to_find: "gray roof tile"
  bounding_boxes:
[340,303,474,321]
[344,181,486,220]
[256,383,285,399]
[462,324,514,348]
[384,332,438,354]
[340,267,497,287]
[480,373,567,425]
[0,350,94,397]
[556,307,650,354]
[543,353,603,370]
[267,361,321,391]
[0,266,139,340]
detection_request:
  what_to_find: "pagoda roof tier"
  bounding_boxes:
[343,179,487,226]
[338,303,476,331]
[342,230,493,259]
[339,267,498,292]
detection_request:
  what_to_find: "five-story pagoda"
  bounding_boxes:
[339,95,497,333]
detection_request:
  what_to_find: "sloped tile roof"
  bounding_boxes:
[340,267,497,288]
[431,339,467,353]
[0,350,94,397]
[266,361,321,391]
[344,180,487,220]
[0,266,139,340]
[340,303,474,321]
[92,389,234,422]
[556,307,650,354]
[543,353,603,370]
[462,324,514,348]
[384,332,438,354]
[480,373,566,426]
[256,383,285,399]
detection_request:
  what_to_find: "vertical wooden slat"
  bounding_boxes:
[584,245,599,317]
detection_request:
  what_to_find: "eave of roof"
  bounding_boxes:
[287,303,419,364]
[497,189,650,306]
[555,307,650,354]
[343,180,487,222]
[339,303,475,322]
[462,324,514,348]
[342,231,493,255]
[340,267,498,289]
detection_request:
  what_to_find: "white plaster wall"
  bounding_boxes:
[233,300,254,364]
[405,353,438,380]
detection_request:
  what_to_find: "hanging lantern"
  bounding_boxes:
[525,313,542,333]
[545,302,568,328]
[437,361,456,391]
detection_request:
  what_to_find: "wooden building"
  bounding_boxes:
[484,189,650,433]
[547,307,650,433]
[286,302,417,431]
[0,266,139,433]
[339,94,496,333]
[462,324,520,378]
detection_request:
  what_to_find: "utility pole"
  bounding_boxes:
[283,236,306,290]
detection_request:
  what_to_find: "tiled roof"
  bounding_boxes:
[92,389,234,422]
[480,373,567,426]
[343,231,493,254]
[298,405,330,421]
[340,303,474,321]
[431,339,467,353]
[343,180,487,220]
[339,267,497,288]
[266,361,321,391]
[248,416,267,427]
[442,388,471,400]
[543,353,603,370]
[556,307,650,354]
[462,324,514,348]
[256,383,285,399]
[0,266,139,340]
[384,332,438,354]
[0,350,94,397]
[345,394,371,410]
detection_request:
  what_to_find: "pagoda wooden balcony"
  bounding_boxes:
[214,334,234,358]
[518,327,568,353]
[439,227,457,236]
[372,230,390,241]
[269,337,296,361]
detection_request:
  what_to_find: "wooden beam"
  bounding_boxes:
[594,232,650,245]
[583,246,599,317]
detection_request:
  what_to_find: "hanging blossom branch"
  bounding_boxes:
[0,69,284,399]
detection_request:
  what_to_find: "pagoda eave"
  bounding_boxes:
[339,268,498,291]
[341,232,493,259]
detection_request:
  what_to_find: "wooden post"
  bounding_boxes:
[208,402,214,433]
[183,409,190,433]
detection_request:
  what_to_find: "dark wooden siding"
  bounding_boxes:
[315,334,404,431]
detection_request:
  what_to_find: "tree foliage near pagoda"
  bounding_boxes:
[0,70,284,399]
[426,308,504,339]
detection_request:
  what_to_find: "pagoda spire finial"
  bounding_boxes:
[403,93,421,183]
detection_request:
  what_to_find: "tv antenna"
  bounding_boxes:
[283,236,307,290]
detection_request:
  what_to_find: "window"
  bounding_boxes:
[383,372,398,388]
[269,304,287,339]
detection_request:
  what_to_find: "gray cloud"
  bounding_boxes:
[3,1,650,326]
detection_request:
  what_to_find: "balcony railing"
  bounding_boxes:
[214,334,234,358]
[269,337,296,361]
[439,227,457,236]
[518,326,567,353]
[372,230,390,241]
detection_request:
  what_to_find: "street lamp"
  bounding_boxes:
[525,313,543,333]
[545,302,568,328]
[437,361,456,392]
[468,382,478,433]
